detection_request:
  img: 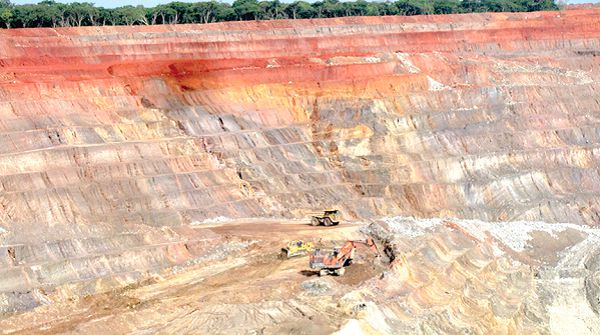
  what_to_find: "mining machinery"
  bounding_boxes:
[309,237,378,276]
[310,210,342,226]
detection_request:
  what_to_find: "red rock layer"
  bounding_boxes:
[1,8,600,312]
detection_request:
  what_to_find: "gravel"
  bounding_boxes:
[301,279,332,296]
[381,216,600,252]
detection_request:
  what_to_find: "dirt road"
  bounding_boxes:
[1,220,384,334]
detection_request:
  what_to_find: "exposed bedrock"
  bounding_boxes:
[1,9,600,314]
[356,217,600,334]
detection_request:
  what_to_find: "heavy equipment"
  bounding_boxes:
[310,210,342,226]
[309,237,378,276]
[281,240,314,258]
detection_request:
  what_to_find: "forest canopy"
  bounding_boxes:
[0,0,559,28]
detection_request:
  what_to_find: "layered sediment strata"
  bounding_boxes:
[1,8,600,316]
[3,217,599,334]
[343,217,600,334]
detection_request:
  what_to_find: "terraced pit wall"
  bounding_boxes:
[1,9,600,312]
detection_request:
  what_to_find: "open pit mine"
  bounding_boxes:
[1,7,600,335]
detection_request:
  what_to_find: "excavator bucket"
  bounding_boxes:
[308,237,380,276]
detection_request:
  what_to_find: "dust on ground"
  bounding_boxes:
[0,220,386,334]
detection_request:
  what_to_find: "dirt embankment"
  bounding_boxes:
[1,220,388,334]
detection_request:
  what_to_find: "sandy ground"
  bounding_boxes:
[3,217,600,334]
[0,220,385,334]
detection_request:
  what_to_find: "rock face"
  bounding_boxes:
[1,8,600,320]
[360,217,600,334]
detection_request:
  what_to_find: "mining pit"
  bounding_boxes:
[2,7,600,334]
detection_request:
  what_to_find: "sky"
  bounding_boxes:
[10,0,600,7]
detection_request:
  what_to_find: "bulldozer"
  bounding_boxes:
[281,240,314,258]
[308,237,379,276]
[310,210,342,226]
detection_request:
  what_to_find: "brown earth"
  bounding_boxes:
[2,7,600,334]
[1,221,383,334]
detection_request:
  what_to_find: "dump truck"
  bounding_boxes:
[310,210,342,226]
[281,240,314,258]
[309,237,378,276]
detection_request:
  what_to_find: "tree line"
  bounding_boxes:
[0,0,558,29]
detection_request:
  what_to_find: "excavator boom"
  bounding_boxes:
[308,237,379,276]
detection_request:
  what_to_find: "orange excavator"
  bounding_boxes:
[309,237,379,276]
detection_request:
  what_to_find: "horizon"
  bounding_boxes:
[10,0,600,8]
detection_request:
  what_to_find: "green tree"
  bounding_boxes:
[0,0,13,28]
[0,0,562,29]
[186,1,220,24]
[96,7,115,25]
[165,2,192,23]
[214,3,235,21]
[261,0,286,20]
[395,0,434,15]
[14,1,62,27]
[232,0,262,20]
[150,4,178,24]
[360,1,397,15]
[344,0,369,16]
[459,0,486,12]
[285,1,316,19]
[313,0,345,18]
[66,2,98,26]
[518,0,557,11]
[114,5,147,25]
[434,0,459,14]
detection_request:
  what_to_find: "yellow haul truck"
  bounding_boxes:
[310,210,342,226]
